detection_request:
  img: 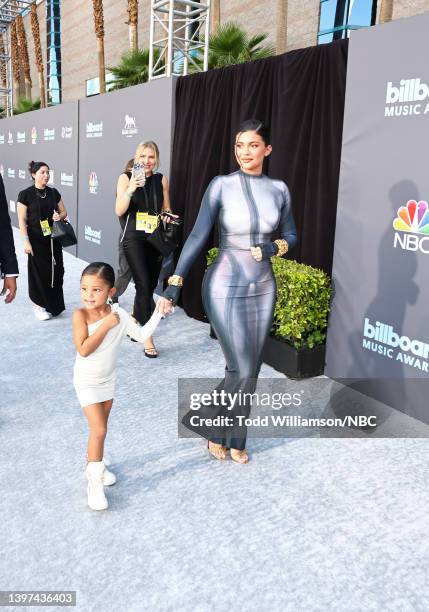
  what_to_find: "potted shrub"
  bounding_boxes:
[206,248,332,378]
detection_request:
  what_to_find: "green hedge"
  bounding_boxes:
[206,248,332,349]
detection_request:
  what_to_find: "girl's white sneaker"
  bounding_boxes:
[86,461,108,510]
[86,455,116,486]
[34,307,52,321]
[102,466,117,486]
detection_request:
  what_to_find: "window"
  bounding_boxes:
[46,0,61,105]
[318,0,377,44]
[86,74,116,97]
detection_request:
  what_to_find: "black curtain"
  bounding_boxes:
[170,39,348,321]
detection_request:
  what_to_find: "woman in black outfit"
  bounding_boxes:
[17,161,68,320]
[115,141,173,357]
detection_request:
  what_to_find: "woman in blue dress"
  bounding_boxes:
[157,120,297,463]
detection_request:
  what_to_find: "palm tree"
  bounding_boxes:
[92,0,106,93]
[202,23,274,70]
[276,0,288,54]
[13,96,41,115]
[30,4,46,108]
[16,14,32,100]
[0,34,6,90]
[108,48,161,90]
[379,0,394,23]
[127,0,138,51]
[211,0,220,34]
[10,20,21,103]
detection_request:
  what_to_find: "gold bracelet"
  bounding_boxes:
[167,275,184,287]
[274,239,288,257]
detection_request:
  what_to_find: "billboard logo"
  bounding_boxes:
[122,114,138,138]
[9,200,15,213]
[61,172,74,187]
[44,128,55,141]
[48,170,54,185]
[385,78,429,117]
[86,121,103,138]
[31,127,37,144]
[362,317,429,373]
[17,131,26,144]
[18,169,26,180]
[0,134,4,144]
[393,200,429,254]
[84,225,102,245]
[7,167,15,178]
[61,126,73,139]
[89,171,98,194]
[8,131,13,144]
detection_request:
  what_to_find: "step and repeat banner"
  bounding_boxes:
[326,13,429,421]
[0,102,79,255]
[77,78,177,267]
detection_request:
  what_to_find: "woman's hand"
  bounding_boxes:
[156,297,174,315]
[250,246,263,262]
[52,211,61,222]
[128,174,145,194]
[24,239,33,256]
[105,312,120,329]
[160,211,179,224]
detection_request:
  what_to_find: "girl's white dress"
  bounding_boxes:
[73,305,162,407]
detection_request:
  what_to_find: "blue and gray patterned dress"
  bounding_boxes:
[175,169,297,449]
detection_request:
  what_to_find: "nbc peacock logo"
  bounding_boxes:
[393,199,429,254]
[89,171,98,195]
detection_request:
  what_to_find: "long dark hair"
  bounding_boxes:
[81,262,115,288]
[235,119,270,145]
[28,160,49,178]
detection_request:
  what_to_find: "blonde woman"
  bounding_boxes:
[115,141,173,357]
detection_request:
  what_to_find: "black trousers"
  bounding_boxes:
[122,237,162,325]
[28,236,65,316]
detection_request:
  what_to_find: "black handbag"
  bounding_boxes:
[36,187,78,247]
[142,174,181,256]
[52,218,78,247]
[146,216,182,256]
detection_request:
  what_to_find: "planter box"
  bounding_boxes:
[209,326,326,379]
[263,335,326,379]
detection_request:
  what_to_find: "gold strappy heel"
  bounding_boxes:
[207,441,227,460]
[230,449,249,464]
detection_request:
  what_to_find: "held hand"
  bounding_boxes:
[1,277,17,303]
[52,211,61,222]
[250,246,263,262]
[156,297,174,315]
[24,240,34,256]
[105,312,120,329]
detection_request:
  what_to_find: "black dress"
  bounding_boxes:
[120,172,164,325]
[18,185,65,316]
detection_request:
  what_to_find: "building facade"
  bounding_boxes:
[18,0,429,106]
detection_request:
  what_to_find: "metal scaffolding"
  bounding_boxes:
[149,0,210,80]
[0,0,36,116]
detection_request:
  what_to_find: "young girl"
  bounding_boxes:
[73,262,163,511]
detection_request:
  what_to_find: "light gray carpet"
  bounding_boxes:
[1,229,428,612]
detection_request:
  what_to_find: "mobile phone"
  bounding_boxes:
[132,163,145,183]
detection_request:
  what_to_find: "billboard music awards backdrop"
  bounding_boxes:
[77,78,177,266]
[325,12,429,422]
[0,102,79,255]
